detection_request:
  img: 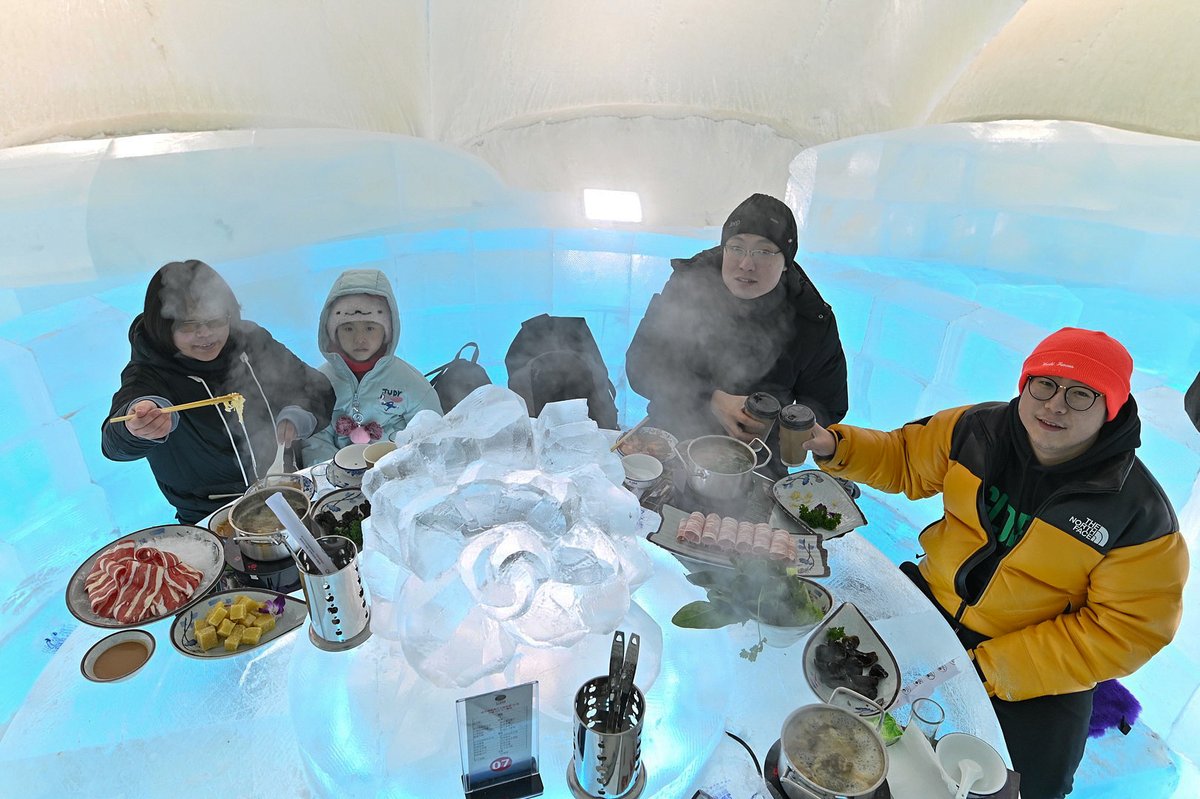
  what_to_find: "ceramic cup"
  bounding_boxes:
[363,441,397,467]
[331,443,370,488]
[621,453,663,496]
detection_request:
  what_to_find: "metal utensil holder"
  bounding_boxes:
[567,676,646,799]
[295,534,371,651]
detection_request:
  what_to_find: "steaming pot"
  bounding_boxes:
[229,486,309,562]
[777,688,888,799]
[680,435,771,502]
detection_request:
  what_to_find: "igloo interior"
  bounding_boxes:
[1,2,1198,797]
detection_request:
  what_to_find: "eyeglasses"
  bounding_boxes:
[724,243,782,265]
[1025,376,1103,412]
[175,314,230,336]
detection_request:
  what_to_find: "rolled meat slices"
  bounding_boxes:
[751,523,773,555]
[676,511,705,543]
[735,521,756,553]
[717,517,738,550]
[768,529,791,560]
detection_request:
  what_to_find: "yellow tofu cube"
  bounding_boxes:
[224,627,244,652]
[253,614,276,633]
[194,619,213,638]
[228,603,247,622]
[205,604,229,627]
[217,618,235,638]
[196,626,219,651]
[241,626,263,646]
[233,594,253,607]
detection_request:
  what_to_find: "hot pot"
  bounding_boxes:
[681,434,771,502]
[777,688,888,799]
[229,486,310,562]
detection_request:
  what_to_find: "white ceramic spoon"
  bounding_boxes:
[953,758,983,799]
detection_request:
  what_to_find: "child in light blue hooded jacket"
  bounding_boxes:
[300,269,441,465]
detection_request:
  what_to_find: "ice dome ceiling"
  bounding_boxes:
[9,1,1196,225]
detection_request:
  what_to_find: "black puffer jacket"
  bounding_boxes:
[102,317,334,523]
[625,246,848,472]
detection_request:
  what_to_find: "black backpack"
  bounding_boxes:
[424,342,492,414]
[505,314,619,429]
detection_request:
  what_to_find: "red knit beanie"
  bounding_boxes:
[1019,327,1133,421]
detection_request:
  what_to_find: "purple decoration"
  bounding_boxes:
[1089,679,1141,738]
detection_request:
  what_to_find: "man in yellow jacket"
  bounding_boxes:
[803,327,1187,799]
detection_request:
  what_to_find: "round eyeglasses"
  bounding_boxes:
[1025,376,1103,412]
[175,314,230,336]
[723,243,782,266]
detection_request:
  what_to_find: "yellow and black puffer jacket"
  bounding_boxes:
[819,401,1188,702]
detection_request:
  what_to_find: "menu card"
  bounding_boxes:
[456,681,543,799]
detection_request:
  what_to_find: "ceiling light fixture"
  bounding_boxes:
[583,189,643,223]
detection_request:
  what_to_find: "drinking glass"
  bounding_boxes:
[909,697,945,743]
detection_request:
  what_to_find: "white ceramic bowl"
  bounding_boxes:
[249,472,317,500]
[935,732,1008,796]
[621,453,663,492]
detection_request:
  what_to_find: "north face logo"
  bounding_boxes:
[1069,515,1109,546]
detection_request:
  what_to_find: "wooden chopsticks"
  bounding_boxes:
[610,416,650,453]
[107,392,244,424]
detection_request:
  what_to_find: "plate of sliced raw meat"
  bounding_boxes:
[65,525,225,628]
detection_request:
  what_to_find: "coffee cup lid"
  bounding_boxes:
[780,404,815,429]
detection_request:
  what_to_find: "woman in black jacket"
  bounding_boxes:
[102,260,334,523]
[625,194,848,475]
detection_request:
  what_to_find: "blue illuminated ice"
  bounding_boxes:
[0,120,1198,797]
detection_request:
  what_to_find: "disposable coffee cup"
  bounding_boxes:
[743,392,782,438]
[779,404,816,467]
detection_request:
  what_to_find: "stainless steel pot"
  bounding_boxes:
[229,486,310,562]
[778,688,888,799]
[681,435,771,502]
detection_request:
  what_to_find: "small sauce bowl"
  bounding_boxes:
[81,629,155,683]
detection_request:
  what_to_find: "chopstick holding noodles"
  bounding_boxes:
[108,392,245,424]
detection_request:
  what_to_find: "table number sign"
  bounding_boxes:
[899,657,962,705]
[457,681,544,799]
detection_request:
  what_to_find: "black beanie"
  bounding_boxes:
[720,194,799,266]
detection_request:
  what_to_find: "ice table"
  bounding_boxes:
[0,523,1006,798]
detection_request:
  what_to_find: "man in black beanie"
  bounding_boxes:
[625,194,848,476]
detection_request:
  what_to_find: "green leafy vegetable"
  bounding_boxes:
[881,712,903,744]
[826,626,846,641]
[794,502,843,531]
[740,638,766,662]
[673,558,827,634]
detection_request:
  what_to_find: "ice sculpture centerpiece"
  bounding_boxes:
[360,386,654,688]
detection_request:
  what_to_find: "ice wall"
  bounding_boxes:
[0,122,1197,796]
[787,119,1200,785]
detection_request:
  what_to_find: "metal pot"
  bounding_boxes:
[229,486,310,562]
[680,435,771,502]
[778,688,888,799]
